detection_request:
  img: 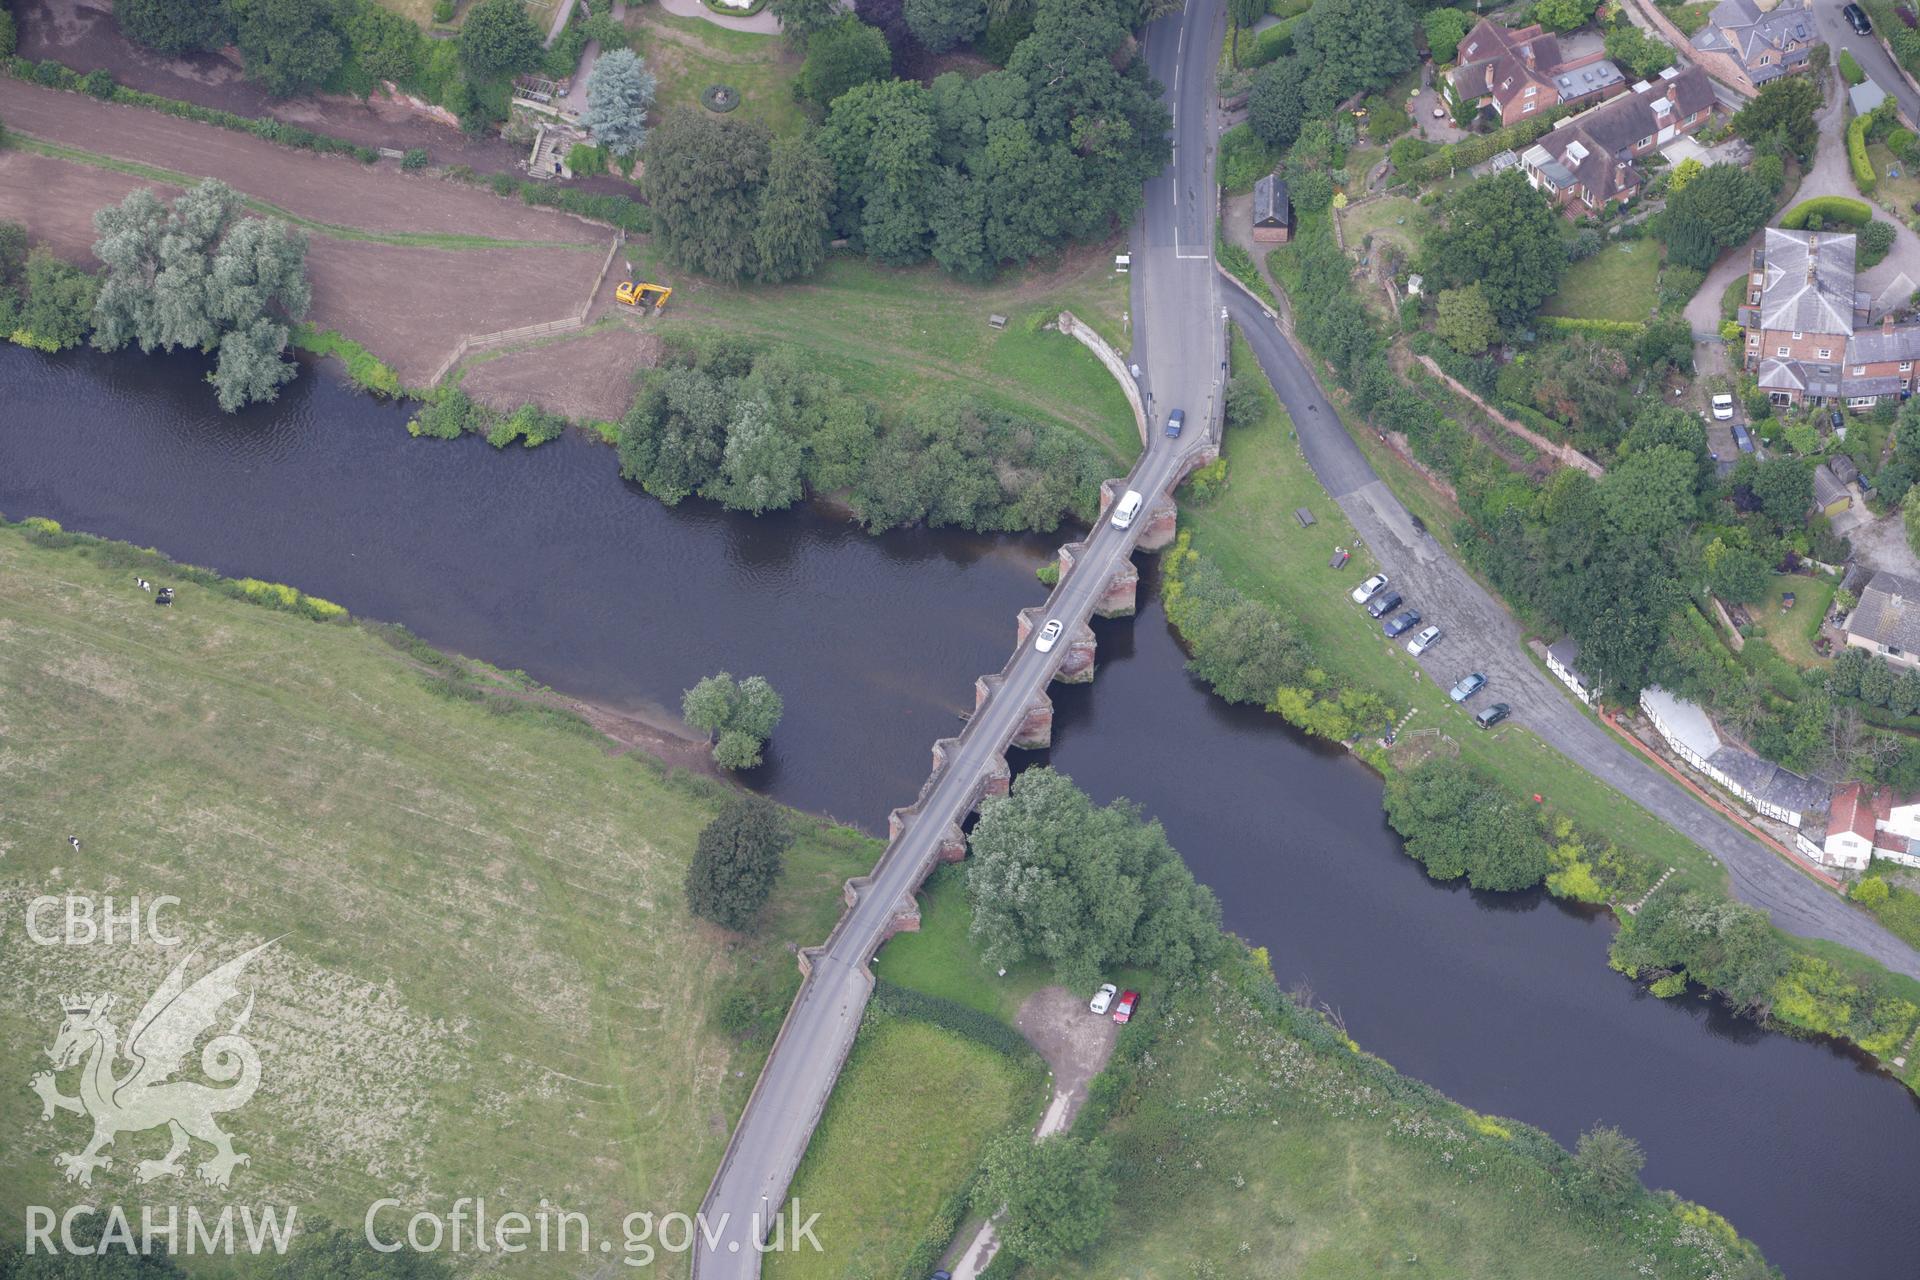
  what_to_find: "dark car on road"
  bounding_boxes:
[1366,590,1404,619]
[1383,608,1422,638]
[1846,2,1872,33]
[1475,702,1511,728]
[1165,408,1186,438]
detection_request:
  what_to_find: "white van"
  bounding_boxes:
[1110,489,1144,529]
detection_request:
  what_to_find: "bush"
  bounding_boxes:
[1849,114,1877,193]
[433,0,456,19]
[1218,123,1277,194]
[0,10,15,58]
[1861,219,1898,270]
[1841,47,1867,84]
[401,147,430,170]
[80,68,115,98]
[870,980,1032,1057]
[1781,195,1874,228]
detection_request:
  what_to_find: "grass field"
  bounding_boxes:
[1754,572,1838,669]
[1543,239,1662,322]
[1183,328,1732,898]
[1335,195,1427,264]
[873,865,1052,1022]
[626,241,1143,461]
[628,8,805,138]
[765,1016,1040,1280]
[0,522,876,1279]
[1049,955,1771,1280]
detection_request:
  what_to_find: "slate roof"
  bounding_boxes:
[1830,454,1861,485]
[1756,357,1841,398]
[1759,228,1857,337]
[1814,463,1850,508]
[1253,174,1290,227]
[1694,0,1817,68]
[1848,569,1920,653]
[1841,374,1906,397]
[1843,324,1920,363]
[1547,636,1596,689]
[1851,80,1890,116]
[1710,748,1829,818]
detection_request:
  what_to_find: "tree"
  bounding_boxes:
[967,767,1221,990]
[1295,0,1417,109]
[1248,57,1307,148]
[117,0,234,53]
[975,1134,1115,1265]
[772,0,846,47]
[641,111,776,283]
[233,0,347,98]
[12,249,99,352]
[460,0,544,77]
[1733,75,1821,161]
[855,0,924,69]
[683,797,794,929]
[1667,156,1704,192]
[1435,284,1498,354]
[1603,23,1673,79]
[1423,170,1564,329]
[580,48,657,157]
[1570,1124,1646,1210]
[1422,8,1472,63]
[906,0,987,52]
[1602,444,1698,545]
[1861,654,1897,707]
[1744,455,1813,528]
[711,397,806,513]
[618,364,734,502]
[1531,0,1594,31]
[90,180,309,410]
[1382,758,1549,890]
[680,671,785,769]
[820,78,938,263]
[1903,482,1920,556]
[798,16,892,108]
[1660,164,1771,270]
[346,3,425,84]
[753,133,836,282]
[1707,541,1770,603]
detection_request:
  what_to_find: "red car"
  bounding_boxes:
[1112,990,1140,1024]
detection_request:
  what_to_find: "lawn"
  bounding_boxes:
[1657,0,1716,35]
[1867,141,1920,220]
[874,865,1054,1022]
[1752,572,1838,669]
[627,7,806,138]
[1542,239,1662,322]
[1335,195,1427,266]
[1182,328,1733,898]
[625,240,1143,462]
[765,1016,1041,1280]
[0,522,876,1278]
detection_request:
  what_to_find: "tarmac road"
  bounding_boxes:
[1224,284,1920,978]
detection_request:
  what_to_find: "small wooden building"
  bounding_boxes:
[1252,174,1292,244]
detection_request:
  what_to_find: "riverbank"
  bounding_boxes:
[833,805,1777,1279]
[0,517,877,1275]
[1173,325,1920,1095]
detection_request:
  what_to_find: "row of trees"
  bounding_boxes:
[615,339,1111,533]
[1247,0,1419,152]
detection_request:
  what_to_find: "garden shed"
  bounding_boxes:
[1253,174,1292,243]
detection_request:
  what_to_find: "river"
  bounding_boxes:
[5,345,1918,1277]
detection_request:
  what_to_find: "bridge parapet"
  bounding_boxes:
[1057,540,1138,617]
[1017,607,1096,683]
[1099,478,1179,552]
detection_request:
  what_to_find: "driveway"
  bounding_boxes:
[657,0,782,34]
[1817,1,1920,124]
[1802,84,1920,302]
[1221,281,1920,980]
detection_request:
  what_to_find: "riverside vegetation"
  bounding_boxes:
[1166,325,1920,1093]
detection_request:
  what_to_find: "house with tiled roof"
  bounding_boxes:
[1738,229,1920,409]
[1449,18,1627,126]
[1518,66,1716,213]
[1640,686,1829,828]
[1820,782,1920,870]
[1845,569,1920,668]
[1692,0,1818,91]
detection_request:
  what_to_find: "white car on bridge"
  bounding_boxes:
[1035,619,1065,653]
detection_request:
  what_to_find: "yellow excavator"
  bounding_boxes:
[616,281,672,313]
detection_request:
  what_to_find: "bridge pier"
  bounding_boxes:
[1018,607,1096,682]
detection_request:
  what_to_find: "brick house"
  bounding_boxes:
[1740,228,1920,408]
[1691,0,1818,92]
[1448,18,1627,125]
[1517,66,1715,213]
[1821,781,1920,870]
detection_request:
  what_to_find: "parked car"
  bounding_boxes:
[1383,609,1422,638]
[1089,983,1117,1015]
[1449,672,1487,702]
[1475,702,1512,728]
[1711,394,1734,421]
[1350,573,1389,604]
[1732,422,1755,454]
[1034,618,1064,653]
[1846,2,1872,33]
[1113,990,1140,1024]
[1832,408,1847,431]
[1366,590,1404,619]
[1406,624,1443,656]
[1165,408,1186,438]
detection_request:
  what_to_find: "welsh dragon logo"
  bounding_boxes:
[30,941,274,1189]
